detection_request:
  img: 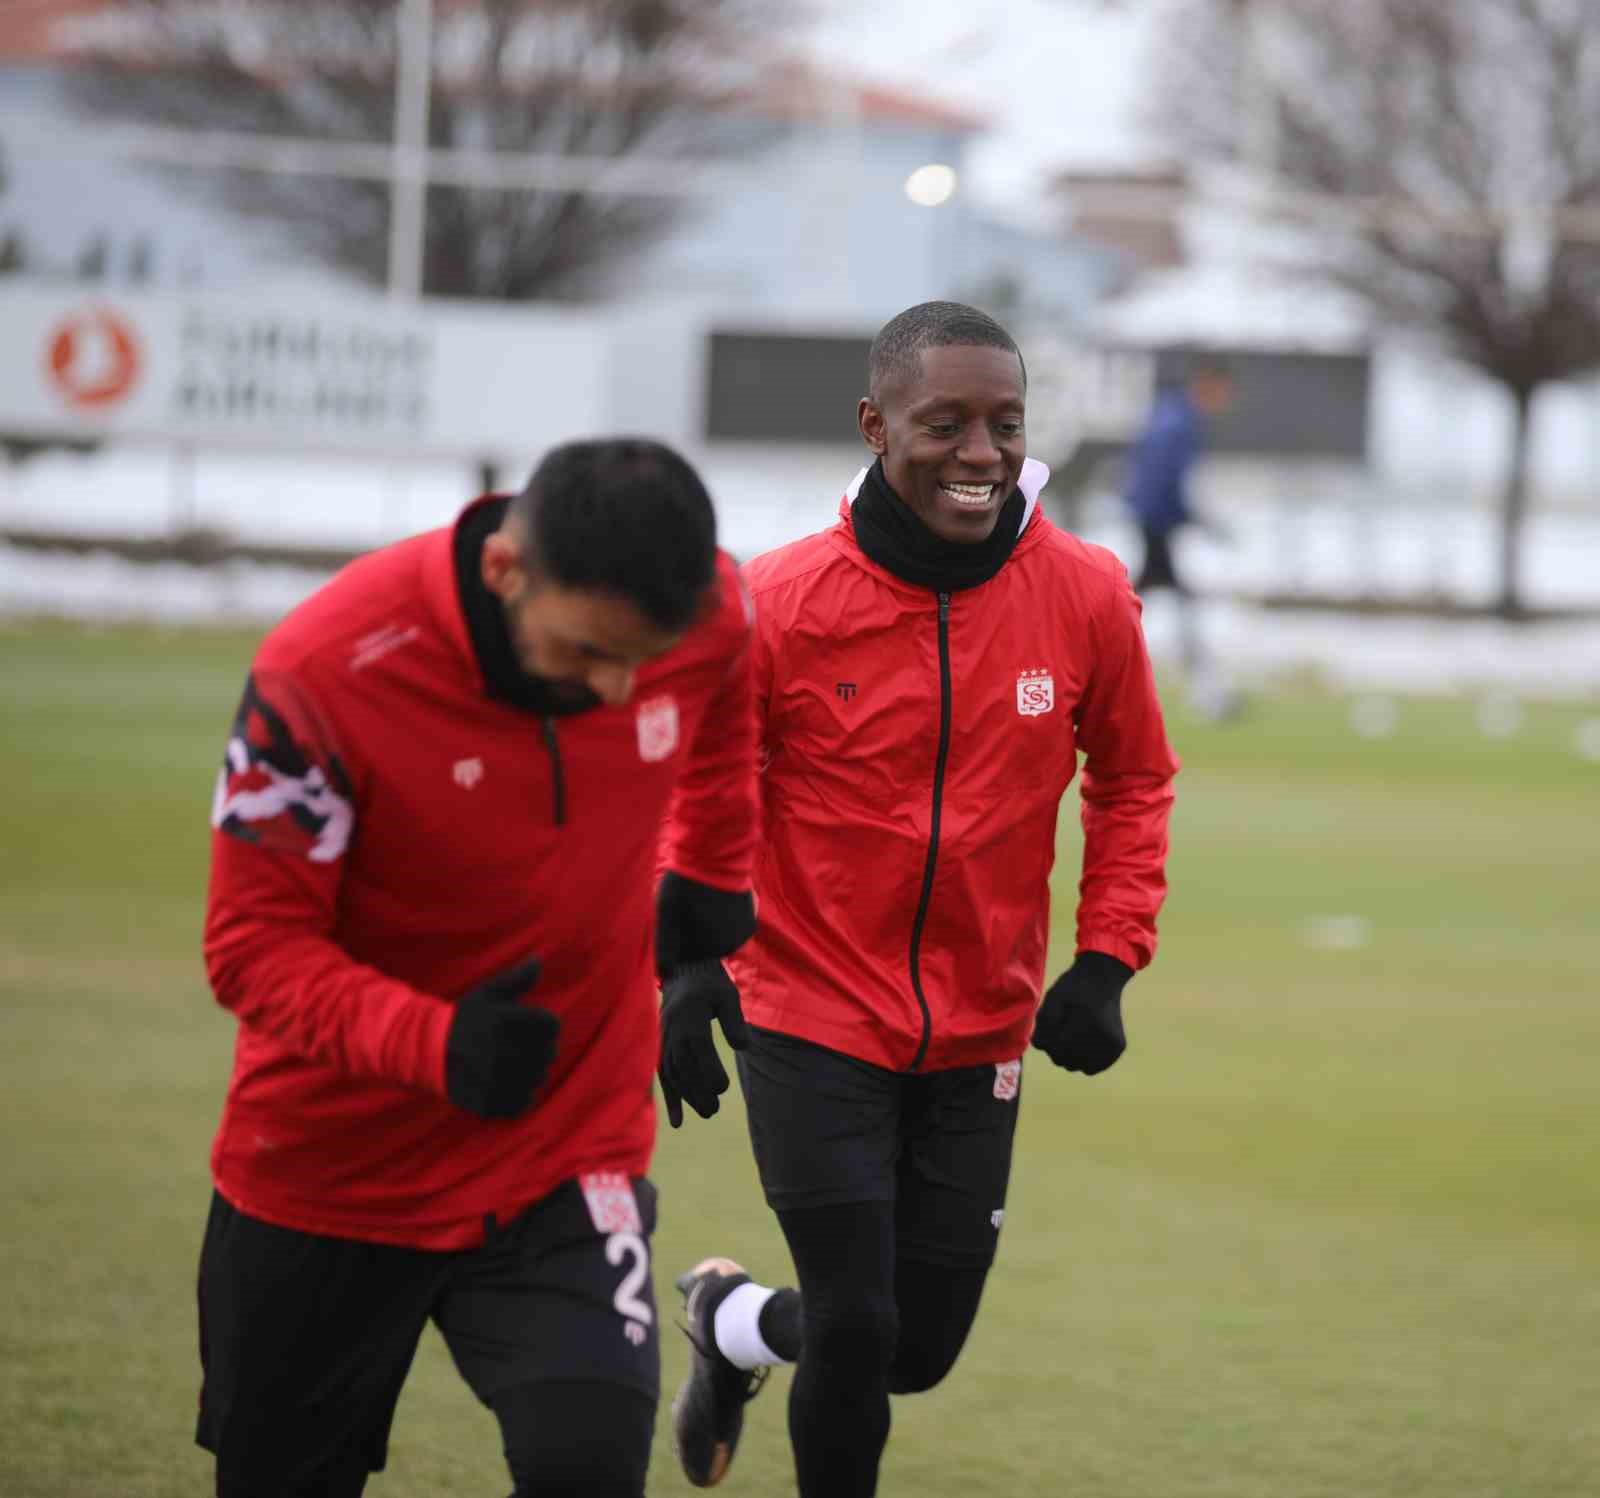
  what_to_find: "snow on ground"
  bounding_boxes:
[3,446,1598,699]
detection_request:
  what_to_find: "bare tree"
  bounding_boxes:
[57,0,797,302]
[1154,0,1600,617]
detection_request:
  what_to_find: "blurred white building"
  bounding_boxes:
[0,2,1115,561]
[0,7,1109,321]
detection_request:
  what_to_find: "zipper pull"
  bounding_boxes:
[938,591,951,621]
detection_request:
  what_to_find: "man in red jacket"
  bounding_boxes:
[197,438,757,1497]
[661,304,1179,1495]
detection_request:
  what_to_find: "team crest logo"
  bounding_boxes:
[1016,669,1054,717]
[994,1058,1022,1101]
[635,695,680,763]
[579,1172,643,1234]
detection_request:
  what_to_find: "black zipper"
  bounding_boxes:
[907,590,952,1071]
[542,717,567,826]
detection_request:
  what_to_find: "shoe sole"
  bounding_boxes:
[671,1257,749,1488]
[677,1255,747,1299]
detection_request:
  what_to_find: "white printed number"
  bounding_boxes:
[606,1231,653,1345]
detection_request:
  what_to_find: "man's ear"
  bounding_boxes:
[480,527,523,602]
[858,396,887,456]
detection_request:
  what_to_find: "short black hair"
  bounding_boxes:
[867,301,1027,401]
[511,437,717,634]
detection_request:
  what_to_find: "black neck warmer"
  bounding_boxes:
[452,498,601,717]
[849,458,1027,593]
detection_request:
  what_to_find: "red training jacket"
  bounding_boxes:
[727,460,1178,1073]
[203,500,757,1249]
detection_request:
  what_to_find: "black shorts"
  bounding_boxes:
[196,1176,659,1489]
[737,1028,1023,1268]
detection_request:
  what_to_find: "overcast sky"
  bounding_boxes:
[805,0,1172,220]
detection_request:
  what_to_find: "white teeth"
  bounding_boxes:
[941,483,995,507]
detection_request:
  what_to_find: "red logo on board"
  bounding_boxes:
[45,307,143,409]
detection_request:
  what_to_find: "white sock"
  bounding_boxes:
[713,1281,785,1370]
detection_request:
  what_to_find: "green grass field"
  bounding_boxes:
[2,617,1596,1498]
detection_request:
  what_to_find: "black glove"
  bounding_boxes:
[445,958,560,1119]
[1031,951,1133,1076]
[658,958,750,1128]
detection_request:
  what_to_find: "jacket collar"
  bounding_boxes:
[838,457,1049,537]
[420,494,503,692]
[840,455,1051,537]
[830,457,1052,597]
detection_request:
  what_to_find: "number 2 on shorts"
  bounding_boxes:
[606,1231,653,1328]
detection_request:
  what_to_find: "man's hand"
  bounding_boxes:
[658,959,750,1127]
[445,958,560,1119]
[1031,952,1133,1076]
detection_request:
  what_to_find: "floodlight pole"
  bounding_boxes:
[387,0,434,301]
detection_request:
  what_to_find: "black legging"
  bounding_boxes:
[776,1199,991,1498]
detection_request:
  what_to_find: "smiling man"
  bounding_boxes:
[659,303,1180,1496]
[196,438,758,1497]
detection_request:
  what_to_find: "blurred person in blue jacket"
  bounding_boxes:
[1123,354,1235,700]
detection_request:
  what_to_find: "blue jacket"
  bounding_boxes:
[1123,387,1200,533]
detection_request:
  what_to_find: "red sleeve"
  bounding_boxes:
[657,565,760,898]
[1072,569,1180,971]
[203,664,454,1095]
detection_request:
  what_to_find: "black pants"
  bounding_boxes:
[195,1181,659,1497]
[1135,523,1208,671]
[738,1029,1023,1497]
[1135,523,1187,595]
